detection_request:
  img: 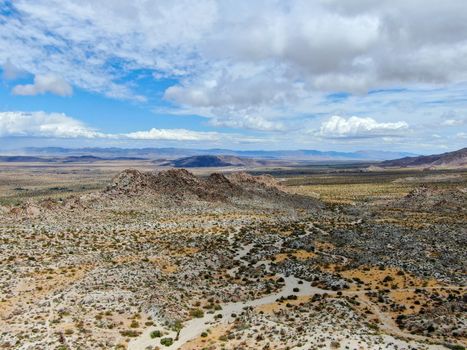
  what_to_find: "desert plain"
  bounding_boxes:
[0,160,465,350]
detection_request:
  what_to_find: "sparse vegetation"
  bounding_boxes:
[1,164,464,349]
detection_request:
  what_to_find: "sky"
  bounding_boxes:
[0,0,466,153]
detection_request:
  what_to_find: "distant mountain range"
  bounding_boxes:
[1,147,418,162]
[379,147,466,168]
[0,155,146,163]
[2,147,465,168]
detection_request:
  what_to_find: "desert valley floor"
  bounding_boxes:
[0,162,465,350]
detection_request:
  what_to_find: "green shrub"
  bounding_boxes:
[446,345,465,350]
[150,330,162,338]
[190,308,204,318]
[119,330,140,337]
[160,337,174,346]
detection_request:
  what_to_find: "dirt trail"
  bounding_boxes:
[129,232,459,350]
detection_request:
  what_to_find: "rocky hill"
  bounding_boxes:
[106,168,319,208]
[5,169,321,218]
[379,147,467,168]
[392,184,467,213]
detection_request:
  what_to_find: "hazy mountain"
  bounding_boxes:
[6,147,418,161]
[0,155,146,163]
[0,156,54,162]
[163,155,282,167]
[379,148,467,168]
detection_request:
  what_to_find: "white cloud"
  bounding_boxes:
[440,112,466,127]
[319,115,409,138]
[0,111,229,142]
[12,74,73,96]
[124,128,220,141]
[0,0,216,100]
[209,115,286,132]
[442,119,465,126]
[163,66,305,131]
[0,1,466,150]
[159,1,467,130]
[0,111,102,138]
[438,110,466,128]
[2,1,467,103]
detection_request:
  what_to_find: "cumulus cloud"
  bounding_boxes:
[12,74,73,96]
[0,111,226,141]
[1,0,466,148]
[2,1,467,102]
[163,67,303,130]
[164,67,303,108]
[0,111,102,138]
[124,128,220,141]
[319,115,409,138]
[209,115,286,132]
[161,1,467,129]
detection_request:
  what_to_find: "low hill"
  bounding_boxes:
[379,148,467,168]
[163,155,277,168]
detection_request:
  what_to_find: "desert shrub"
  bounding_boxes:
[119,330,140,337]
[160,337,173,346]
[150,330,162,338]
[445,345,465,350]
[383,275,394,282]
[331,341,340,348]
[190,308,204,318]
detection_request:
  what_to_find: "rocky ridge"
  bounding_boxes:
[105,168,313,206]
[392,184,467,213]
[7,169,321,218]
[379,147,467,168]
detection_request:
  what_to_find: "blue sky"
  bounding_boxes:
[0,0,466,153]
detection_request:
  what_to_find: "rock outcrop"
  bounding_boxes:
[393,185,466,213]
[7,168,321,218]
[106,168,320,208]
